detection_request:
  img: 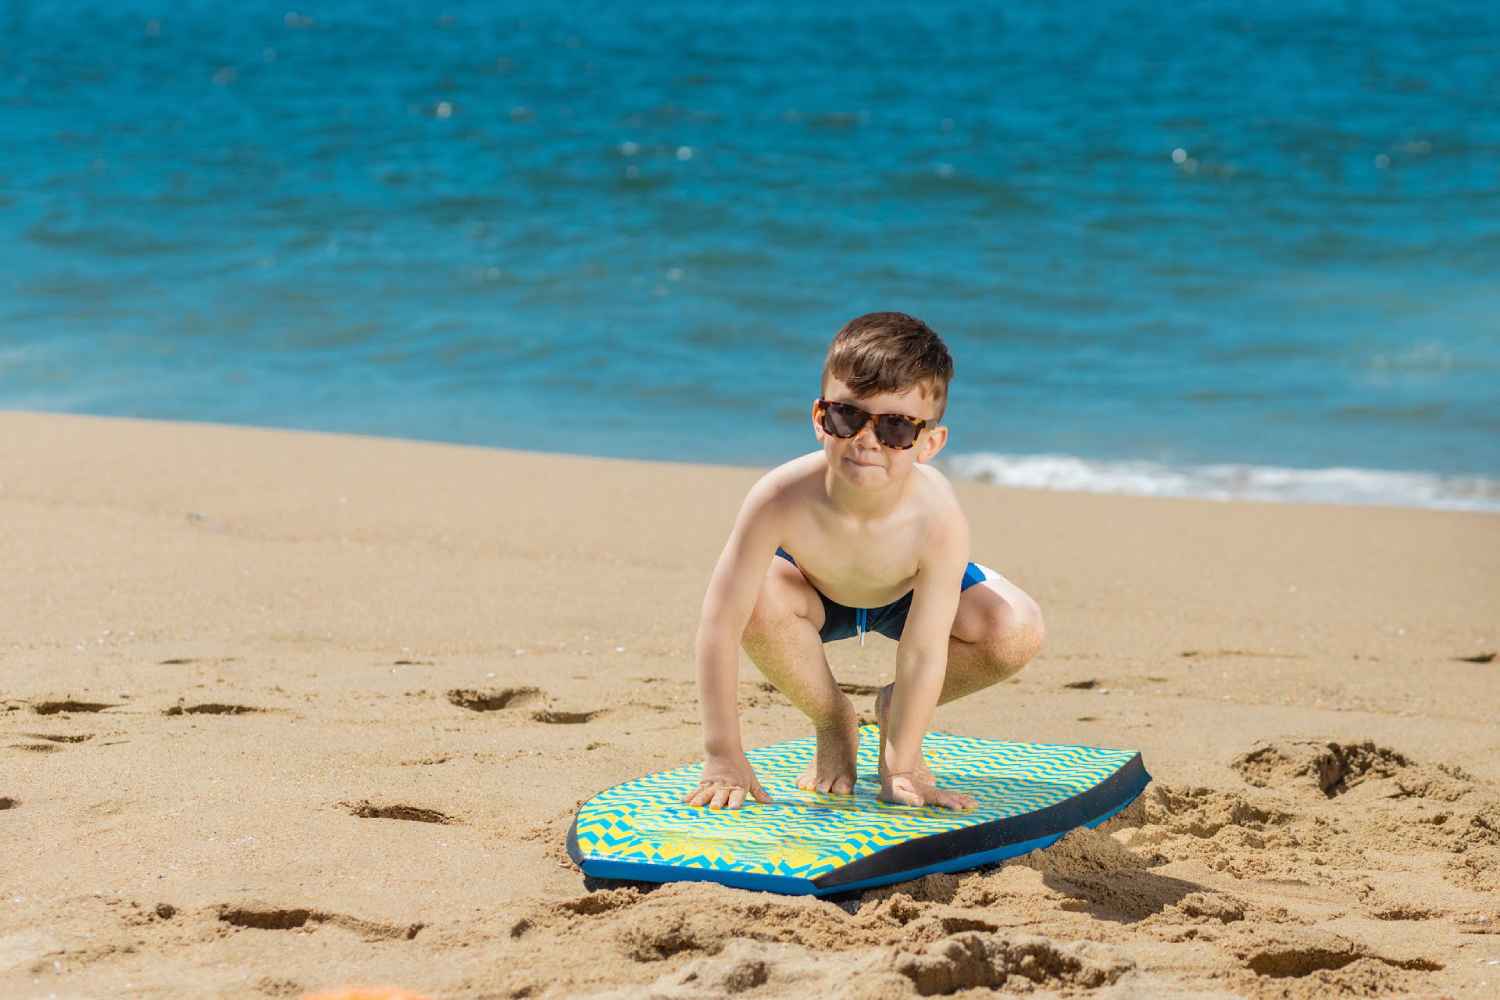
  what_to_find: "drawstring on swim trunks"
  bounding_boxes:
[857,607,867,646]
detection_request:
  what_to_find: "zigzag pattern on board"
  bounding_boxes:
[572,726,1139,880]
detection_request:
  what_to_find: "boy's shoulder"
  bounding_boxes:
[740,452,822,511]
[758,450,825,489]
[907,463,966,529]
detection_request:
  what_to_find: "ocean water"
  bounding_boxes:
[2,1,1498,509]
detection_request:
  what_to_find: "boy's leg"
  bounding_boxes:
[741,557,861,794]
[875,570,1045,775]
[938,569,1046,703]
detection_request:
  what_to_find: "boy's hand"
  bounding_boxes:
[879,772,978,811]
[683,752,773,810]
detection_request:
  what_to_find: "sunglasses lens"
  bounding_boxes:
[821,402,867,438]
[875,416,919,449]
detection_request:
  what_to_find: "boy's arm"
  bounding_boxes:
[881,511,971,806]
[683,474,783,808]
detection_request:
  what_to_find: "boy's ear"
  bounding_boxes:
[810,399,826,441]
[916,424,948,464]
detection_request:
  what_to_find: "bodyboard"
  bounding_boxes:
[567,725,1150,896]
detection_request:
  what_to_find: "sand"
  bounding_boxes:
[1,410,1497,999]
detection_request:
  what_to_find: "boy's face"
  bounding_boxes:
[813,376,949,486]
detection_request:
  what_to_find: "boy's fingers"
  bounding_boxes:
[683,776,775,809]
[684,782,721,807]
[948,790,976,810]
[888,777,924,807]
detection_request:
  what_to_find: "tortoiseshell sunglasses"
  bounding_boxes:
[815,398,929,450]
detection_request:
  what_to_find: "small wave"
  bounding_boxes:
[940,452,1500,512]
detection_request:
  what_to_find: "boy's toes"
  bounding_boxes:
[830,775,854,795]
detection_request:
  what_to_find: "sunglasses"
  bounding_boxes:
[816,398,929,450]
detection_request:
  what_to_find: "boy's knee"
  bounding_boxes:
[978,595,1045,677]
[742,588,800,644]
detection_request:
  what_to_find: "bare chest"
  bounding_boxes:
[781,515,925,609]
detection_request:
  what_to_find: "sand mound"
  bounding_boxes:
[665,939,774,994]
[1165,890,1248,924]
[1117,784,1346,883]
[884,932,1132,995]
[857,873,962,906]
[1138,785,1296,838]
[1446,846,1500,894]
[1003,826,1202,921]
[1017,826,1157,878]
[1232,739,1474,801]
[1223,740,1500,901]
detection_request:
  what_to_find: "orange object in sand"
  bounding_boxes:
[301,989,430,1000]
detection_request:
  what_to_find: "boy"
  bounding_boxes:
[683,312,1046,811]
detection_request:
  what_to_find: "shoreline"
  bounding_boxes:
[8,407,1499,515]
[2,409,1497,998]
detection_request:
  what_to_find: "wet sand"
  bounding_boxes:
[2,411,1497,998]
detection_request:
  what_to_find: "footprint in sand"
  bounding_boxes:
[446,687,543,712]
[531,708,605,725]
[20,733,94,744]
[30,700,116,715]
[1240,931,1441,979]
[1369,904,1441,921]
[753,679,882,699]
[444,687,604,725]
[399,754,457,767]
[163,703,268,716]
[216,904,423,941]
[340,800,456,825]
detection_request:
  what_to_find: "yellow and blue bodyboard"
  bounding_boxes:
[568,726,1150,896]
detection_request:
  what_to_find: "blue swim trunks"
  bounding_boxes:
[774,547,999,645]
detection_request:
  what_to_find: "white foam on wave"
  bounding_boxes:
[940,452,1500,512]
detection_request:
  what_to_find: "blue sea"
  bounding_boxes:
[3,1,1498,509]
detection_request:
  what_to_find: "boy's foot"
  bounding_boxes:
[796,705,860,794]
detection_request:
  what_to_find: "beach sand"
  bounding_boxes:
[2,410,1497,999]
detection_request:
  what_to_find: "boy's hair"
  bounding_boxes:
[820,312,954,421]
